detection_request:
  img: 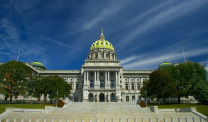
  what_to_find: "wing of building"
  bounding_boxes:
[26,30,153,102]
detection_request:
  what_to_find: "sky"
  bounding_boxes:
[0,0,208,71]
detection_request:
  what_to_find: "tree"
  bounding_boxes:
[0,61,32,102]
[36,75,71,103]
[141,70,176,103]
[161,61,207,103]
[194,81,208,104]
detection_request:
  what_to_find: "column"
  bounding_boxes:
[134,78,136,92]
[87,71,89,86]
[94,71,96,85]
[84,71,86,85]
[115,71,118,85]
[108,71,110,85]
[97,71,99,86]
[105,71,107,86]
[108,93,110,102]
[128,78,130,91]
[118,71,120,85]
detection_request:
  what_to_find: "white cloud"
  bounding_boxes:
[122,46,208,70]
[119,0,207,47]
[81,1,129,31]
[120,55,143,65]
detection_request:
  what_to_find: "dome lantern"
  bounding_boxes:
[90,29,114,51]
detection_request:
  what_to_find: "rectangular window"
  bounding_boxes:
[76,84,78,90]
[90,73,93,76]
[90,80,94,88]
[125,84,128,90]
[111,73,114,76]
[126,96,129,102]
[100,80,104,88]
[110,80,114,88]
[131,84,134,90]
[137,84,140,90]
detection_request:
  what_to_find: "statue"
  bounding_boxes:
[83,91,88,99]
[116,91,121,99]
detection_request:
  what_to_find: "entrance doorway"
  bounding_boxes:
[99,93,105,102]
[110,93,116,102]
[89,93,93,102]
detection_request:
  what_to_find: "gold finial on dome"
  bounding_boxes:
[101,28,103,35]
[100,28,105,40]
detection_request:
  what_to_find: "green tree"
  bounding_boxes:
[161,61,207,103]
[0,61,32,102]
[141,70,176,103]
[38,75,71,103]
[194,81,208,104]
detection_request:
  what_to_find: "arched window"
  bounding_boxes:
[110,93,116,102]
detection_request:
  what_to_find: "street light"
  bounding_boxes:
[56,90,59,107]
[145,90,147,107]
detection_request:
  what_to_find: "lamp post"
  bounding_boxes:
[145,90,147,107]
[56,90,59,107]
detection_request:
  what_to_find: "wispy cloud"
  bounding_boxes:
[119,0,207,48]
[81,1,129,31]
[121,46,208,70]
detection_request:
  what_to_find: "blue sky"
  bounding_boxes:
[0,0,208,71]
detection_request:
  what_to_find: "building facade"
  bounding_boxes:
[0,30,153,103]
[28,30,153,102]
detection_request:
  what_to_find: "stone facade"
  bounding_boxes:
[0,30,153,102]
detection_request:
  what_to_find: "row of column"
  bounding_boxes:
[84,70,120,88]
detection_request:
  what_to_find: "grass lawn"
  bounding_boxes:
[148,104,208,117]
[0,104,55,114]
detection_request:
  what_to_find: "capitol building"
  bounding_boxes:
[1,30,153,103]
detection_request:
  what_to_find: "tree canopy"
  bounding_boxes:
[0,60,32,102]
[161,61,207,103]
[141,70,176,103]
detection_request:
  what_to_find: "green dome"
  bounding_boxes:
[31,61,46,70]
[90,29,114,51]
[90,39,114,51]
[159,61,172,69]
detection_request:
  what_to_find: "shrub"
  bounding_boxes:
[57,100,65,107]
[139,101,146,107]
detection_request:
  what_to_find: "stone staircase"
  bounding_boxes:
[0,102,207,122]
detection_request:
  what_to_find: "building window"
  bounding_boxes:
[110,73,114,76]
[76,84,78,90]
[137,84,140,90]
[125,84,128,90]
[71,79,73,81]
[120,80,122,83]
[137,79,140,82]
[100,80,104,88]
[110,80,114,88]
[125,79,128,81]
[131,79,134,81]
[90,80,94,88]
[131,84,134,90]
[126,96,129,102]
[100,73,104,76]
[90,73,93,76]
